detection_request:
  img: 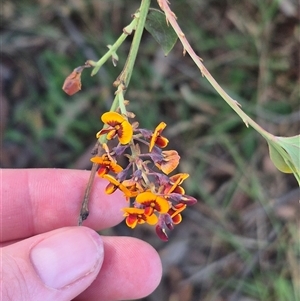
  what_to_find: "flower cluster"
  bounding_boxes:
[93,111,197,241]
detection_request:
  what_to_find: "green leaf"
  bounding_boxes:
[268,142,291,173]
[276,135,300,168]
[145,8,178,55]
[267,135,300,185]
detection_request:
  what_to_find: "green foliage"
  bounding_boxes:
[267,135,300,184]
[145,9,178,55]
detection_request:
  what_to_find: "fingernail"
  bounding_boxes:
[30,227,103,289]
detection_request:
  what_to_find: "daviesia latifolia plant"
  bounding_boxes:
[62,1,198,241]
[62,0,300,241]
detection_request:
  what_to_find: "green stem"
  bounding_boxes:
[91,18,138,76]
[117,0,151,87]
[117,89,127,115]
[98,0,151,143]
[79,0,151,225]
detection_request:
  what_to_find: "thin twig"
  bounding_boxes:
[78,142,102,225]
[157,0,274,139]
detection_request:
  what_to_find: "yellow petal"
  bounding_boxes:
[118,120,133,145]
[136,192,169,214]
[149,122,167,152]
[145,213,158,225]
[101,112,125,125]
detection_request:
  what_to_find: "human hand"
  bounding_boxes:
[1,169,162,301]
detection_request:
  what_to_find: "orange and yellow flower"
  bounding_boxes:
[155,150,180,175]
[91,154,123,177]
[121,178,144,197]
[96,112,133,145]
[149,122,169,152]
[102,174,133,197]
[164,173,189,194]
[122,207,158,228]
[89,109,198,240]
[135,191,170,214]
[168,203,187,224]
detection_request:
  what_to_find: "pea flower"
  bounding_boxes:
[91,154,123,177]
[123,207,158,228]
[152,150,180,175]
[149,122,169,151]
[91,111,197,241]
[135,191,170,214]
[96,112,133,145]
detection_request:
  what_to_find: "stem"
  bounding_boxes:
[91,18,138,76]
[157,0,275,141]
[79,0,151,224]
[117,87,127,115]
[99,0,151,139]
[78,142,102,226]
[117,0,151,87]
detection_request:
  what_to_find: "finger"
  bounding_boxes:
[75,236,162,301]
[1,169,127,242]
[2,228,162,301]
[1,227,104,301]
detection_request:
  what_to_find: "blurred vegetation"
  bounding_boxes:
[1,0,299,300]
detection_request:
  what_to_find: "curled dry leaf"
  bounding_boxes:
[62,64,90,96]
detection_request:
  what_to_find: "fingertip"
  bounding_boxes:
[111,236,162,298]
[125,237,162,297]
[30,227,104,289]
[2,227,105,301]
[78,236,162,301]
[107,236,162,297]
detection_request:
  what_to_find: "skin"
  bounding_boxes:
[1,169,162,301]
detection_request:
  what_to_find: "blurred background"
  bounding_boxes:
[1,0,299,300]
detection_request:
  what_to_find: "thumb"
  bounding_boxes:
[1,227,104,301]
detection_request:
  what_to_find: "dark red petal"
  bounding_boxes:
[155,136,169,148]
[155,225,169,242]
[181,195,198,205]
